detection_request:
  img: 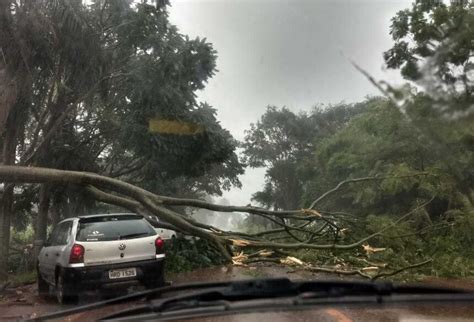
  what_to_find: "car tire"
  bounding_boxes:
[37,267,49,297]
[170,234,176,246]
[56,271,78,305]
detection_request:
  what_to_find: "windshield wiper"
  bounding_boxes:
[102,278,474,320]
[29,280,231,321]
[30,278,474,321]
[118,232,149,240]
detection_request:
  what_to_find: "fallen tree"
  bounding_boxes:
[0,165,433,277]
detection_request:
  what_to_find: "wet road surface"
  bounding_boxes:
[1,264,474,321]
[0,264,317,321]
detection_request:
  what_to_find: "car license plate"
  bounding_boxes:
[109,268,137,279]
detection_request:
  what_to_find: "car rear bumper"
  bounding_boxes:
[62,258,165,291]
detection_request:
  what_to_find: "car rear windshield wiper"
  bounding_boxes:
[30,278,474,321]
[118,232,150,239]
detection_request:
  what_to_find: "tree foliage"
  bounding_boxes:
[384,0,474,113]
[385,1,473,82]
[240,93,473,278]
[1,0,243,212]
[0,0,243,277]
[238,0,474,277]
[242,103,366,210]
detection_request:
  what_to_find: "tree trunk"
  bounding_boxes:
[50,196,61,225]
[0,184,13,279]
[61,197,72,219]
[34,184,50,259]
[0,124,17,279]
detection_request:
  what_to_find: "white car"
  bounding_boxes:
[37,213,166,304]
[154,227,177,240]
[145,215,177,240]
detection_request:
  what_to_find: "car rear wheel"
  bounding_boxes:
[56,272,78,304]
[37,267,49,297]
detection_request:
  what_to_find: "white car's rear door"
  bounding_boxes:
[75,215,158,266]
[79,235,156,266]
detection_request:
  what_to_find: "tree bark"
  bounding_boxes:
[0,122,17,279]
[34,184,50,259]
[50,197,61,225]
[0,183,13,279]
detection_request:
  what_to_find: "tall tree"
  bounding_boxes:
[0,0,243,277]
[242,106,316,210]
[242,103,365,211]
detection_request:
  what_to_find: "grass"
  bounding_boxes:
[7,270,37,287]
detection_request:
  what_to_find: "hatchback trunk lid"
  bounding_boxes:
[79,236,156,266]
[75,214,158,266]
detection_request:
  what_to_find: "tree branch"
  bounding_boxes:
[303,265,372,279]
[85,185,220,233]
[20,104,75,165]
[309,173,430,209]
[371,259,433,281]
[0,165,433,264]
[0,165,314,221]
[228,198,433,251]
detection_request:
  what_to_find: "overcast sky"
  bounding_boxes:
[168,0,412,206]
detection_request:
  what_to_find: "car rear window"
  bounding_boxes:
[76,215,156,242]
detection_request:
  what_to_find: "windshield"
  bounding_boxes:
[76,216,156,242]
[0,0,473,320]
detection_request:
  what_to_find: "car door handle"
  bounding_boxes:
[55,253,60,257]
[45,253,49,257]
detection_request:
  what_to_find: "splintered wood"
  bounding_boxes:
[301,208,322,217]
[232,252,249,266]
[362,244,386,256]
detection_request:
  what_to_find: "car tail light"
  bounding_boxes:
[155,237,164,254]
[69,244,85,263]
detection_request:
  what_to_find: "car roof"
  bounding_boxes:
[55,213,145,226]
[76,213,140,219]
